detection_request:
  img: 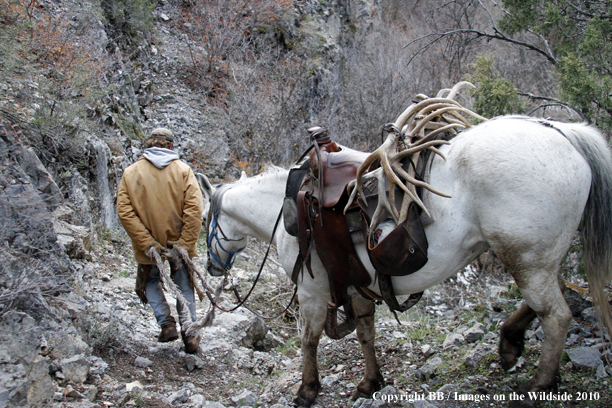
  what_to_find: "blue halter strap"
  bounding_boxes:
[207,207,246,271]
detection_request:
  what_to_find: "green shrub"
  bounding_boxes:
[466,55,526,118]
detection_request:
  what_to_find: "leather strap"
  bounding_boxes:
[296,190,315,281]
[313,204,372,307]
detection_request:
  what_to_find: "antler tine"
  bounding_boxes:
[398,179,430,218]
[345,126,398,214]
[391,162,451,198]
[427,146,447,160]
[445,81,475,100]
[445,107,487,125]
[402,98,467,134]
[344,179,359,215]
[344,168,398,221]
[350,135,395,203]
[394,140,451,160]
[413,124,463,146]
[384,161,425,210]
[414,118,459,140]
[435,88,451,98]
[412,105,469,136]
[376,172,400,224]
[393,98,455,131]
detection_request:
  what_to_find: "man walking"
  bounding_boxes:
[117,128,204,353]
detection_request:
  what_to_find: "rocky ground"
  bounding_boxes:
[31,232,611,408]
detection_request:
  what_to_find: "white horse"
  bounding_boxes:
[200,116,612,407]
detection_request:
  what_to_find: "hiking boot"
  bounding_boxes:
[182,332,201,354]
[158,325,179,342]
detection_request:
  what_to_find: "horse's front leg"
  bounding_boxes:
[353,296,384,399]
[295,291,327,407]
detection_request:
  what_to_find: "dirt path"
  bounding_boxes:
[74,237,611,408]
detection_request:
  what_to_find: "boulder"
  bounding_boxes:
[463,323,486,343]
[59,354,91,383]
[464,344,494,367]
[421,344,435,357]
[443,333,464,349]
[87,356,108,375]
[26,355,55,407]
[416,357,443,379]
[202,308,269,348]
[564,288,591,317]
[185,354,204,372]
[167,388,190,405]
[0,312,43,365]
[0,312,54,407]
[566,347,602,369]
[231,389,257,406]
[53,219,92,260]
[405,400,439,408]
[133,356,153,368]
[321,375,339,387]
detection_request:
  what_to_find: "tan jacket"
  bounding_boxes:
[117,156,203,264]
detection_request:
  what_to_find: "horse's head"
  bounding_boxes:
[196,173,247,277]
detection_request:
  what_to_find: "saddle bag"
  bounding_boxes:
[283,160,310,237]
[366,201,428,276]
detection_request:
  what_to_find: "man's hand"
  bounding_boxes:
[167,240,187,253]
[145,241,164,258]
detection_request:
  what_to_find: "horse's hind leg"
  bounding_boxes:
[499,275,567,370]
[508,268,572,395]
[353,296,384,399]
[499,301,537,370]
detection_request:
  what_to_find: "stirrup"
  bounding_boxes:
[325,301,357,339]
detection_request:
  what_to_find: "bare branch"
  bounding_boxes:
[405,28,557,65]
[518,92,586,120]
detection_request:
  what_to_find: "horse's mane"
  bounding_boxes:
[211,165,288,211]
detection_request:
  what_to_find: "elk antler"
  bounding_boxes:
[345,82,486,226]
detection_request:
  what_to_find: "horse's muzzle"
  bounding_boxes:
[206,257,225,277]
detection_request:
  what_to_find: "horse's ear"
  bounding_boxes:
[239,171,247,181]
[195,173,215,199]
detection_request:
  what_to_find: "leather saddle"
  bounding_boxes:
[283,127,428,338]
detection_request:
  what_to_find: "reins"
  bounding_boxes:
[206,202,298,320]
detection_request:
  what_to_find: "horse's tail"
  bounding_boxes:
[558,121,612,338]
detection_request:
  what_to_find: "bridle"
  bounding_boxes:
[206,206,246,272]
[204,192,297,320]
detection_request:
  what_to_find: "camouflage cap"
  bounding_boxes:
[149,127,174,142]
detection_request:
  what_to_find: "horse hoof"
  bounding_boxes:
[294,395,315,407]
[499,325,527,371]
[295,383,319,407]
[500,352,519,371]
[499,339,524,371]
[354,377,384,399]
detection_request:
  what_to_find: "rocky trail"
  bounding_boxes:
[24,233,610,408]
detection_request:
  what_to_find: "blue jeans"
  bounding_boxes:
[143,261,196,329]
